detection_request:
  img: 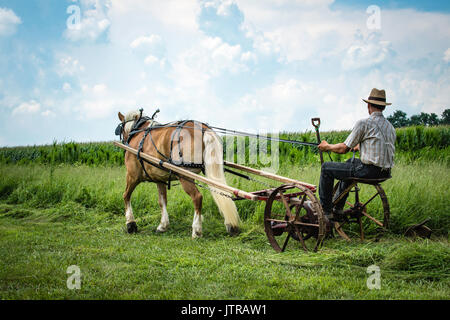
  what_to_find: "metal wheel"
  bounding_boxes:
[264,184,326,252]
[332,182,390,241]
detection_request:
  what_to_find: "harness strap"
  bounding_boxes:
[137,129,153,181]
[169,120,191,166]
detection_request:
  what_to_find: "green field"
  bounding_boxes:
[0,126,449,299]
[0,159,449,299]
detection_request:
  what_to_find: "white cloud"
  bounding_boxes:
[62,82,72,92]
[41,110,56,117]
[444,48,450,63]
[129,34,167,66]
[144,55,159,65]
[230,78,321,131]
[12,100,41,116]
[237,0,357,62]
[79,99,116,119]
[342,32,394,70]
[395,74,450,114]
[57,56,85,76]
[380,9,450,61]
[136,86,148,95]
[175,36,243,78]
[237,2,450,67]
[203,0,236,16]
[110,0,199,34]
[130,34,161,49]
[0,7,21,36]
[241,51,257,63]
[92,83,107,94]
[68,83,134,120]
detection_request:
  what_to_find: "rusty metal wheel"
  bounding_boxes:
[264,184,326,252]
[332,182,390,241]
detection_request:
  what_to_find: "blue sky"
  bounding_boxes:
[0,0,449,146]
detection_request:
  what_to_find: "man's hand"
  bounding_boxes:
[352,144,360,152]
[318,140,329,152]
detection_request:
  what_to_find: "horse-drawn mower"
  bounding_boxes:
[114,110,392,252]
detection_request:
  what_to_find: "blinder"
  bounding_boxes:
[115,123,124,136]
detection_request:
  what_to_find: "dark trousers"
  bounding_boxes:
[319,158,390,213]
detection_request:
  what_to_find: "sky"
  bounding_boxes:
[0,0,449,147]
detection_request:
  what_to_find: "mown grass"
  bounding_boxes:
[0,162,449,299]
[0,208,448,299]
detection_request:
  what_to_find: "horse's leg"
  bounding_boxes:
[179,177,203,239]
[156,182,170,232]
[124,173,139,233]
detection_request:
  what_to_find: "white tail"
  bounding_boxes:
[203,130,240,228]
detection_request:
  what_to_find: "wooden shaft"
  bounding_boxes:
[224,161,317,191]
[114,142,258,201]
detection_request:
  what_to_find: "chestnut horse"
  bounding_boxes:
[117,110,240,238]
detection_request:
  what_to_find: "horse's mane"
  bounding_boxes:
[123,110,141,133]
[124,109,160,134]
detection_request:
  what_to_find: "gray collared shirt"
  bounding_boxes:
[344,112,396,169]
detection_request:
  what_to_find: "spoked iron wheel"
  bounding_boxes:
[264,184,326,252]
[332,182,390,241]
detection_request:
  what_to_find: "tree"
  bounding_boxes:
[418,112,431,126]
[441,109,450,125]
[428,113,440,126]
[388,109,448,127]
[409,114,421,126]
[387,110,409,128]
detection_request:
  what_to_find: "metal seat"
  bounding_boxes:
[343,176,391,185]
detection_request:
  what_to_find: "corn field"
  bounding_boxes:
[0,125,448,167]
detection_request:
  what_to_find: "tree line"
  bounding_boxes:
[387,109,449,128]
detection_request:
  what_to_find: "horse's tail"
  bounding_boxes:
[203,130,240,232]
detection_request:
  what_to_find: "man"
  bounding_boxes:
[318,88,396,222]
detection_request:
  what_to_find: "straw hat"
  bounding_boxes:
[362,88,392,106]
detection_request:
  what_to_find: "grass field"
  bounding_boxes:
[0,162,449,299]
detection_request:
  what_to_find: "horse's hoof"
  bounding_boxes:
[192,231,202,239]
[127,222,138,234]
[226,224,240,237]
[156,224,168,233]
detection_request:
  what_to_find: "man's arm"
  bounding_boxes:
[318,141,350,154]
[318,119,364,155]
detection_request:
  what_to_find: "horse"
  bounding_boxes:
[116,109,240,238]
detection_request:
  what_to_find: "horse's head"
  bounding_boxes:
[116,110,142,143]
